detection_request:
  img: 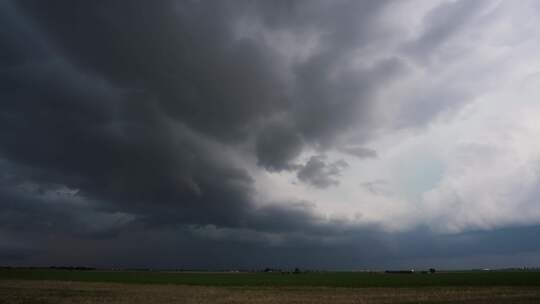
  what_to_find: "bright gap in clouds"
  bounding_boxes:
[254,0,540,235]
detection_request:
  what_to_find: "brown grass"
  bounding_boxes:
[1,280,540,303]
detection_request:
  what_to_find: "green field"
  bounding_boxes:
[3,270,540,303]
[2,269,540,288]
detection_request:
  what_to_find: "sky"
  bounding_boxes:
[2,0,540,270]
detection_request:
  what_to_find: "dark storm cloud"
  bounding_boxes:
[2,0,534,269]
[13,0,290,142]
[255,121,303,171]
[10,221,540,270]
[297,155,348,188]
[1,0,403,233]
[1,1,255,236]
[253,0,406,146]
[294,56,407,145]
[8,0,404,168]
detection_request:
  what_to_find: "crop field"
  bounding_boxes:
[2,269,540,303]
[3,269,540,287]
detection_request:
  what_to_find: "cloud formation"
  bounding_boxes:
[297,156,348,188]
[2,0,540,269]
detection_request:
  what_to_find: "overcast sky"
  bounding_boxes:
[2,0,540,270]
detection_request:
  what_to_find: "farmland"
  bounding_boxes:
[2,268,540,288]
[2,269,540,303]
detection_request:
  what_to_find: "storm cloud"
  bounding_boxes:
[2,0,540,269]
[297,155,348,188]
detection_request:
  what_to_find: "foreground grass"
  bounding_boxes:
[2,280,540,304]
[2,269,540,288]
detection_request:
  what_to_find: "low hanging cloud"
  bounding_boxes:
[297,156,348,189]
[255,121,303,171]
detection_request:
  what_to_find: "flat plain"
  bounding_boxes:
[2,269,540,303]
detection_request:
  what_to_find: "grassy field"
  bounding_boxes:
[2,269,540,303]
[2,269,540,287]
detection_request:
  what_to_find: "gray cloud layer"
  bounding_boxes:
[1,0,539,269]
